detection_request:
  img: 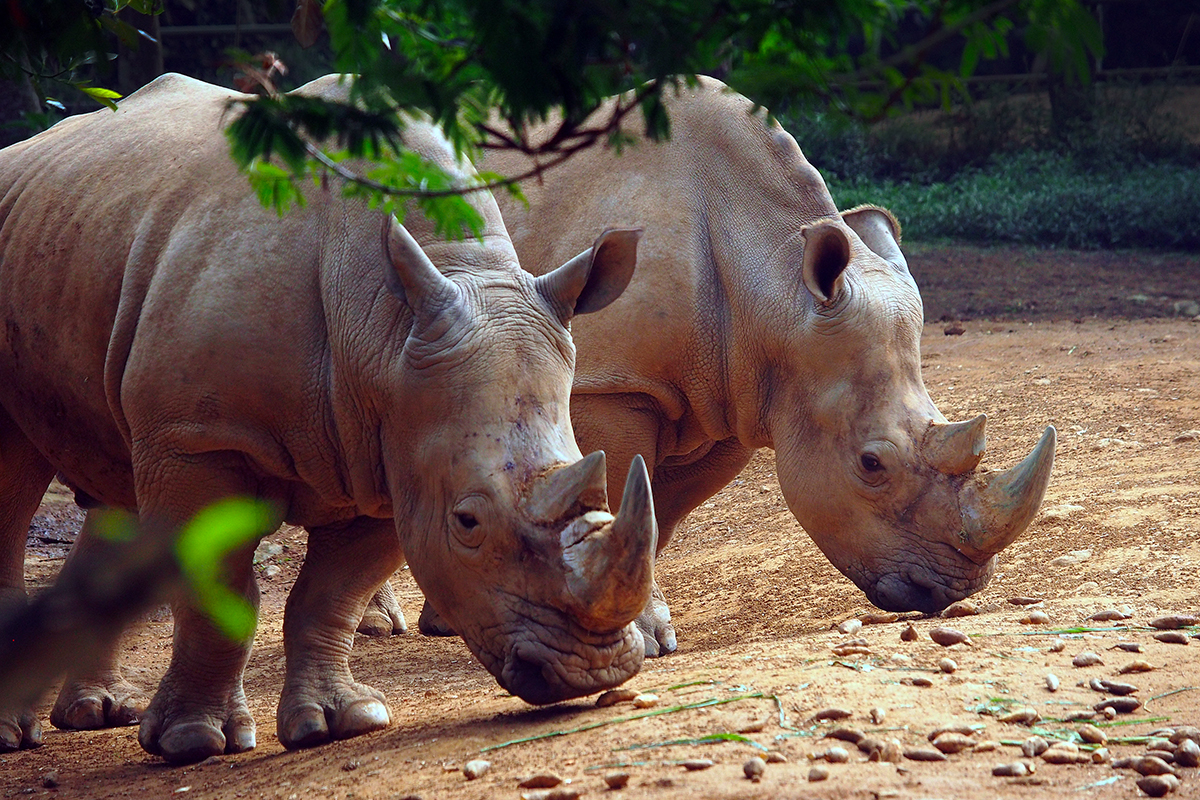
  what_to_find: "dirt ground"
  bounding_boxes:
[4,243,1200,799]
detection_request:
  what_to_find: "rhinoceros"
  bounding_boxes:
[399,76,1055,656]
[0,73,657,762]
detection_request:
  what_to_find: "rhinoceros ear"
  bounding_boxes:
[842,205,908,273]
[535,228,643,321]
[800,220,851,304]
[383,217,461,320]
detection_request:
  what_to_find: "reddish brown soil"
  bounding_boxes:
[4,244,1200,799]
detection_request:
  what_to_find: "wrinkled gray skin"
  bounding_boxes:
[0,74,658,762]
[393,76,1055,656]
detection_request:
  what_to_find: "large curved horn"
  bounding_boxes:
[560,455,657,632]
[955,426,1056,561]
[382,217,461,321]
[525,451,609,523]
[925,414,987,475]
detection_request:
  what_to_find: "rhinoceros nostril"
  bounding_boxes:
[868,572,960,614]
[502,651,560,706]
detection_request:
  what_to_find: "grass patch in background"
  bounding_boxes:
[780,82,1200,250]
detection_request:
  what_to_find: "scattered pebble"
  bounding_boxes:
[40,773,58,789]
[911,676,934,687]
[939,658,957,674]
[941,600,978,618]
[681,759,713,771]
[807,765,830,782]
[901,623,920,642]
[1094,697,1142,714]
[1131,756,1176,776]
[862,612,900,625]
[463,760,491,781]
[1079,724,1108,744]
[518,775,563,789]
[1092,747,1110,764]
[838,618,863,635]
[825,726,865,744]
[1120,660,1156,674]
[1091,678,1138,696]
[998,707,1040,725]
[1170,727,1200,744]
[929,627,972,647]
[632,693,659,709]
[1049,638,1067,653]
[596,688,639,708]
[857,736,884,754]
[812,707,853,722]
[1072,651,1104,667]
[974,740,1001,752]
[1176,739,1200,767]
[1041,742,1085,764]
[1136,774,1181,798]
[822,746,850,764]
[992,762,1033,777]
[765,750,788,764]
[521,790,581,800]
[832,640,872,657]
[1150,615,1197,630]
[603,772,630,790]
[1045,673,1060,692]
[1021,736,1050,757]
[743,757,766,782]
[1021,610,1051,625]
[904,747,947,762]
[1154,631,1190,645]
[1008,596,1044,605]
[1116,642,1144,653]
[928,723,976,741]
[1088,608,1133,621]
[932,732,975,754]
[871,739,903,763]
[341,760,360,772]
[943,320,966,336]
[870,707,886,725]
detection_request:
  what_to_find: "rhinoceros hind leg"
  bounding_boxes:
[51,672,146,729]
[636,581,676,657]
[0,709,43,751]
[417,599,457,637]
[357,580,407,636]
[278,517,400,750]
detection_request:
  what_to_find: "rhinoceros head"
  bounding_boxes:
[768,206,1055,613]
[382,221,656,704]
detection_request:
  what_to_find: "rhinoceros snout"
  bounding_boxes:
[867,569,975,615]
[497,628,645,706]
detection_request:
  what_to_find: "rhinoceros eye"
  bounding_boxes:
[455,512,479,529]
[860,453,884,473]
[450,497,488,548]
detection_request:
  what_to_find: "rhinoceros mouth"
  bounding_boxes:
[470,605,646,705]
[856,545,997,614]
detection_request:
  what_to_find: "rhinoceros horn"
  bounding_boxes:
[525,450,610,522]
[560,455,658,632]
[383,217,461,319]
[924,414,988,475]
[954,425,1057,562]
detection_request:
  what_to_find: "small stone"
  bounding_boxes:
[1049,638,1067,653]
[999,707,1040,725]
[342,759,360,772]
[40,773,59,789]
[823,746,850,763]
[1021,610,1051,625]
[1120,660,1155,674]
[1094,678,1138,696]
[825,726,865,744]
[932,732,975,754]
[1146,750,1176,765]
[900,623,920,642]
[1116,642,1144,653]
[929,627,972,647]
[870,707,886,725]
[1094,696,1142,714]
[911,676,934,687]
[521,790,581,800]
[992,762,1032,777]
[831,642,872,657]
[1136,775,1181,798]
[463,760,490,781]
[862,612,900,625]
[603,772,630,790]
[632,693,659,709]
[857,736,884,754]
[904,747,947,762]
[1079,724,1108,744]
[1041,742,1082,764]
[1021,736,1050,758]
[812,707,853,722]
[939,658,957,674]
[681,759,713,771]
[596,688,639,708]
[1170,726,1200,745]
[974,740,1001,752]
[765,750,788,764]
[838,618,863,635]
[1133,756,1177,776]
[743,756,766,782]
[808,764,830,782]
[942,600,978,618]
[928,723,976,741]
[1072,651,1104,667]
[1092,747,1110,764]
[1154,631,1189,645]
[943,322,966,336]
[1045,673,1060,692]
[1175,429,1200,442]
[1008,596,1044,605]
[736,718,767,734]
[1088,608,1133,621]
[1150,615,1198,630]
[1175,739,1200,767]
[518,775,563,789]
[873,739,903,763]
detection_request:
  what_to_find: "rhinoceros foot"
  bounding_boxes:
[357,580,407,637]
[51,673,146,730]
[138,689,256,764]
[277,680,389,749]
[635,582,676,658]
[0,708,42,751]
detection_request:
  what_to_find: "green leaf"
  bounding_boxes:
[80,85,122,110]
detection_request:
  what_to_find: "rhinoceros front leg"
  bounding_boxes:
[356,577,407,636]
[277,517,401,749]
[0,412,58,750]
[134,455,265,764]
[49,509,148,730]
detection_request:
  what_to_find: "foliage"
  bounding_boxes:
[223,0,1104,238]
[1,0,159,111]
[828,150,1200,249]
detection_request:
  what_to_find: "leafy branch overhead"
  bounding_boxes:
[224,0,1101,236]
